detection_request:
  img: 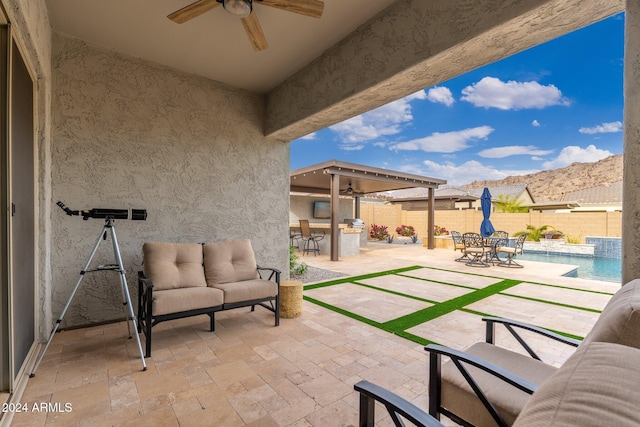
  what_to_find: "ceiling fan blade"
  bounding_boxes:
[258,0,324,18]
[168,0,221,24]
[241,13,268,51]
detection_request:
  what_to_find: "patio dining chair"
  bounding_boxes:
[450,230,470,262]
[463,232,490,267]
[487,230,509,264]
[299,219,324,256]
[497,233,527,268]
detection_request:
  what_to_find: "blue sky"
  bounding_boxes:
[290,12,625,185]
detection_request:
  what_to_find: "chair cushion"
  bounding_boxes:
[143,242,206,291]
[211,278,278,304]
[441,342,557,427]
[581,278,640,349]
[152,287,224,316]
[514,341,640,427]
[203,239,260,285]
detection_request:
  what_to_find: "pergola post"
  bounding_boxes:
[427,187,435,249]
[330,173,340,261]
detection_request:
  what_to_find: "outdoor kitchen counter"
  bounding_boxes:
[290,223,362,256]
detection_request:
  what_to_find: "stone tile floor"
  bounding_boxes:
[6,244,621,426]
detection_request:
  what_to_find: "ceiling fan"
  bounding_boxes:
[167,0,325,51]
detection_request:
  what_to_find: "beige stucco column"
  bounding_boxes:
[623,0,640,285]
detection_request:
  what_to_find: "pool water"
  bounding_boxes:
[519,252,621,283]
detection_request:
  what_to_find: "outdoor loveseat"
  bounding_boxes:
[137,239,280,357]
[355,278,640,427]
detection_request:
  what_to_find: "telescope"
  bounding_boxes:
[57,201,147,221]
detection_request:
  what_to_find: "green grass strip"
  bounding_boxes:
[460,308,585,341]
[499,292,602,313]
[303,295,437,346]
[303,296,383,330]
[351,280,441,305]
[382,279,522,331]
[303,265,423,290]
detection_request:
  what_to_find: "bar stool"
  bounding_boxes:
[299,219,324,256]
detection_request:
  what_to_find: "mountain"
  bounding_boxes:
[463,154,623,202]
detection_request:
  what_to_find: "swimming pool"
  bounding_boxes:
[519,252,621,283]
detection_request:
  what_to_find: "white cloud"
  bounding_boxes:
[297,132,317,140]
[532,120,541,127]
[329,90,426,149]
[426,86,454,106]
[578,121,622,134]
[390,126,494,153]
[461,77,571,110]
[478,145,555,158]
[401,160,539,185]
[542,145,613,169]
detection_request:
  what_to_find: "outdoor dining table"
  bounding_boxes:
[482,236,503,265]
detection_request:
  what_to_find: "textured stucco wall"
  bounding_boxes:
[623,0,640,285]
[51,34,289,328]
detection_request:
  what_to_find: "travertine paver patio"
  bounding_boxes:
[7,244,621,426]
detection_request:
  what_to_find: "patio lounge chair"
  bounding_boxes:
[462,232,489,267]
[355,278,640,427]
[450,230,469,262]
[497,233,527,268]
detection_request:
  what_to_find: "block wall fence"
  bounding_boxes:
[359,204,622,243]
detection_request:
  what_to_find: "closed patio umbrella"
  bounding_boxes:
[480,187,495,237]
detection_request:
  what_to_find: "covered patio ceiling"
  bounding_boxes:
[44,0,623,141]
[291,160,446,260]
[290,160,446,195]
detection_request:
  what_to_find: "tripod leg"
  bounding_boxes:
[30,224,109,377]
[109,225,147,371]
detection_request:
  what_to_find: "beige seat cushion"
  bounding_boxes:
[514,341,640,427]
[152,287,224,316]
[143,242,206,291]
[581,278,640,349]
[441,342,557,427]
[203,239,259,285]
[211,278,278,304]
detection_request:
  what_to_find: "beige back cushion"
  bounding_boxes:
[143,242,206,291]
[514,341,640,427]
[203,239,259,285]
[582,278,640,349]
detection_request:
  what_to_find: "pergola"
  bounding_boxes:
[290,160,446,260]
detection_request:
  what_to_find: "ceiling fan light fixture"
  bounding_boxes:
[222,0,252,18]
[347,184,354,195]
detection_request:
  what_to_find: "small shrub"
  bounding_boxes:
[289,246,307,276]
[434,225,449,236]
[387,234,395,244]
[566,234,582,244]
[396,224,416,237]
[411,234,419,244]
[369,224,390,240]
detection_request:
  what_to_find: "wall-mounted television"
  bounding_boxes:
[313,201,331,219]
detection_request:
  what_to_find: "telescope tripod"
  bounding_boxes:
[30,218,147,377]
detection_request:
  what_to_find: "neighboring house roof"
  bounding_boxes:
[560,181,623,204]
[380,184,535,204]
[465,184,534,202]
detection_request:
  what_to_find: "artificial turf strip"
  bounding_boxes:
[303,265,424,290]
[499,292,602,313]
[382,279,522,332]
[302,295,435,346]
[303,266,601,345]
